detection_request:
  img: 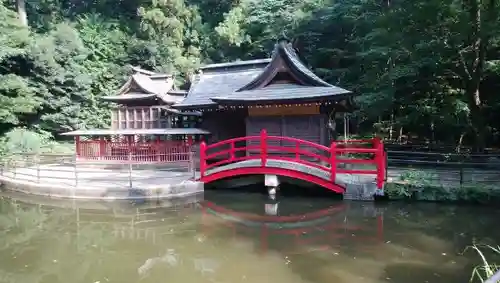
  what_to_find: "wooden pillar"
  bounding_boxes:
[127,135,134,162]
[99,136,106,160]
[117,107,122,129]
[343,113,349,141]
[111,110,115,129]
[142,108,146,129]
[156,136,161,162]
[149,106,153,128]
[75,136,81,158]
[199,142,207,178]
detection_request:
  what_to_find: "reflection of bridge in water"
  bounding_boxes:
[63,199,385,255]
[200,200,385,255]
[2,193,389,281]
[68,199,385,256]
[4,192,385,256]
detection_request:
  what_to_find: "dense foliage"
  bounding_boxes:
[0,0,499,149]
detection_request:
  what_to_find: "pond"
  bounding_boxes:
[0,190,499,283]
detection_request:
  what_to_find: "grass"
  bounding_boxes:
[467,244,500,283]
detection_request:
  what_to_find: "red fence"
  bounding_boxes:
[199,129,386,189]
[76,140,194,163]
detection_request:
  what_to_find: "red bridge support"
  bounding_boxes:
[199,129,386,193]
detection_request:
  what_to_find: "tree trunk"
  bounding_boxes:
[456,132,466,153]
[16,0,28,27]
[468,88,486,151]
[461,0,499,150]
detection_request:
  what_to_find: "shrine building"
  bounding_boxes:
[173,38,355,158]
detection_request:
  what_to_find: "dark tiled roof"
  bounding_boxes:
[174,60,270,108]
[174,39,352,108]
[211,84,351,103]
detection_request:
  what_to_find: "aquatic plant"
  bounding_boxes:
[467,244,500,283]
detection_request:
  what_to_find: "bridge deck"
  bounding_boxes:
[205,159,376,187]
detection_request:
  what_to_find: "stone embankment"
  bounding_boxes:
[0,157,204,200]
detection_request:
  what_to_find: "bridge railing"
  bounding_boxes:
[199,129,386,189]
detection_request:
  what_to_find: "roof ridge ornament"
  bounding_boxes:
[130,65,156,76]
[278,31,290,44]
[273,36,289,55]
[277,37,289,44]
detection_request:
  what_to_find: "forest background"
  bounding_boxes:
[0,0,499,153]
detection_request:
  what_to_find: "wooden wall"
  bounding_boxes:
[200,105,337,160]
[246,114,327,146]
[247,104,320,117]
[246,104,327,146]
[200,110,247,159]
[111,106,169,129]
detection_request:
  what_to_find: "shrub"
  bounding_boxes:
[0,127,74,158]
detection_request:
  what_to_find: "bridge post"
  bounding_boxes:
[373,138,384,189]
[199,142,207,178]
[229,142,235,162]
[260,129,267,167]
[329,141,337,182]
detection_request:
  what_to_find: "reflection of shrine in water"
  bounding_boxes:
[3,192,384,254]
[2,192,203,245]
[199,198,385,255]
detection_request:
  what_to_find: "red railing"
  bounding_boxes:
[77,140,194,163]
[199,129,386,189]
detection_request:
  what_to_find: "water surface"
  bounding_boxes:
[0,191,499,283]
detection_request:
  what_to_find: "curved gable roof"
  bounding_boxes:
[103,67,183,104]
[237,40,334,91]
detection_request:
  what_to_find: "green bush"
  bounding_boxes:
[0,128,74,158]
[384,169,500,203]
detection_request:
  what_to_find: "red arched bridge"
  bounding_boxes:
[198,130,386,194]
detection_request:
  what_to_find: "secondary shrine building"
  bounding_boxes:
[173,39,355,151]
[62,66,207,162]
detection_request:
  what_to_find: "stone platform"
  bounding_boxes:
[0,164,204,200]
